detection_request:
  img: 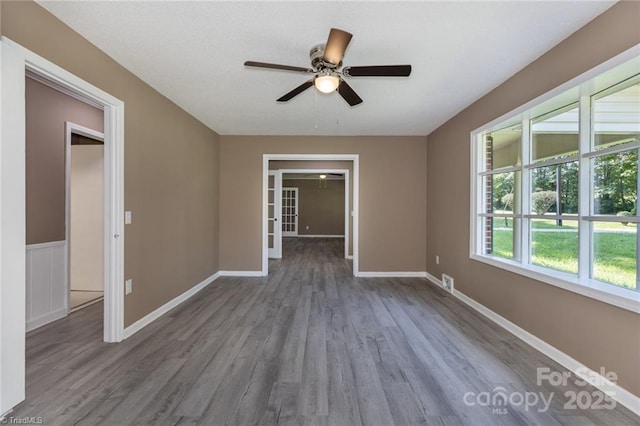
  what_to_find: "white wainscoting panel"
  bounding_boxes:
[26,241,67,331]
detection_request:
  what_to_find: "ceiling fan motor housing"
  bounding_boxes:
[310,44,340,70]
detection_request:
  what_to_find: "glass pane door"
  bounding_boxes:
[282,187,298,236]
[268,171,282,258]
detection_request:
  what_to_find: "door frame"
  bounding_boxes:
[0,37,125,414]
[262,154,359,276]
[65,122,106,313]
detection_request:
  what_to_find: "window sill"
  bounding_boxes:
[470,254,640,314]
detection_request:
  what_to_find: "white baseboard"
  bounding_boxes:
[69,296,103,313]
[424,272,640,416]
[295,235,345,238]
[218,270,264,277]
[124,272,220,339]
[356,271,428,278]
[26,308,67,332]
[26,240,65,250]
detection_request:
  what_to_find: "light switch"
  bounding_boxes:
[125,279,132,295]
[125,211,132,224]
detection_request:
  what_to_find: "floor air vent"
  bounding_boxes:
[442,274,454,292]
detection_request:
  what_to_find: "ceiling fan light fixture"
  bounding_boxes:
[315,74,340,94]
[245,27,411,105]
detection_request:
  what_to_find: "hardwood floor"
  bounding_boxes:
[11,238,639,425]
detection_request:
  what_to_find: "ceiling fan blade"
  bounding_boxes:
[244,61,314,73]
[343,65,412,77]
[323,28,353,66]
[277,79,315,102]
[337,79,363,106]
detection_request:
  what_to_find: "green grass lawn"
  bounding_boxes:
[593,230,637,288]
[492,219,637,290]
[531,230,579,274]
[494,217,632,230]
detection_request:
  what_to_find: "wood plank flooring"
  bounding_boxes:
[10,238,639,425]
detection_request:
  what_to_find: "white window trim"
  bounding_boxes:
[470,43,640,315]
[470,254,640,314]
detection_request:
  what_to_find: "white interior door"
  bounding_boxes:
[282,187,299,237]
[268,170,282,258]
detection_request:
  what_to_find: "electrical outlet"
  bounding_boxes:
[125,211,132,224]
[305,225,310,230]
[442,274,454,292]
[125,279,132,295]
[435,255,440,265]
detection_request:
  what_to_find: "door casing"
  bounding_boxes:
[0,37,125,415]
[262,154,358,276]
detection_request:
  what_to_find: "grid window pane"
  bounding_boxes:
[484,126,521,170]
[593,83,640,150]
[484,172,521,214]
[475,72,640,300]
[485,217,520,261]
[531,105,579,162]
[592,222,637,290]
[530,161,579,215]
[592,148,638,216]
[530,219,578,274]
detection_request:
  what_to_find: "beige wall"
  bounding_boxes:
[220,136,427,272]
[426,1,640,397]
[3,1,221,327]
[282,179,345,236]
[70,145,104,292]
[25,77,104,245]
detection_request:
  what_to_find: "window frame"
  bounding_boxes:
[470,45,640,314]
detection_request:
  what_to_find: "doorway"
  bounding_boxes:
[24,73,106,330]
[1,37,125,415]
[268,168,349,260]
[281,172,346,240]
[66,123,105,313]
[262,154,359,276]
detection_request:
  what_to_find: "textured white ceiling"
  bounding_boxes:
[38,1,615,136]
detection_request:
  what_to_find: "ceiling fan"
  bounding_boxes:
[244,28,412,106]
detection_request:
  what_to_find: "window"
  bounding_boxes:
[471,55,640,311]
